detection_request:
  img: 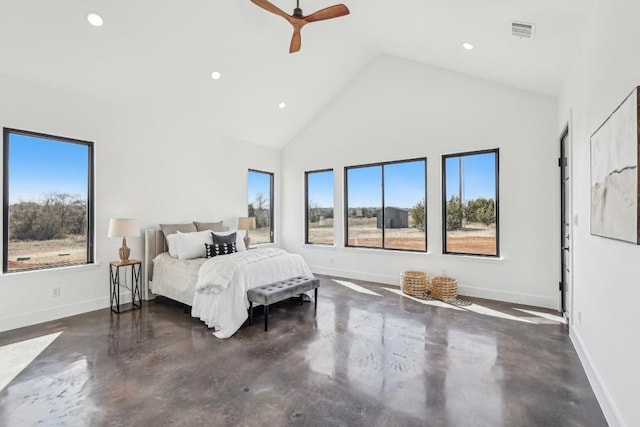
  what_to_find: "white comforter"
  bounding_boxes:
[191,248,313,338]
[196,248,290,294]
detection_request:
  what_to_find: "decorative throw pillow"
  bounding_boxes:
[205,241,237,258]
[212,231,236,245]
[212,230,247,251]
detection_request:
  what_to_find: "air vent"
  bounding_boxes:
[511,21,535,39]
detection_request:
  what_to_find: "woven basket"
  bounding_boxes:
[401,271,429,297]
[430,276,458,301]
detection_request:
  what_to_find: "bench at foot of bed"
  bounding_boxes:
[247,276,319,331]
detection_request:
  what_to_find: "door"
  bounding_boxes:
[559,127,570,318]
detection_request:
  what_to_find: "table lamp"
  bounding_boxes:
[108,218,140,261]
[237,217,256,248]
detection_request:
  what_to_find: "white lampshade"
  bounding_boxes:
[237,217,256,231]
[108,218,140,238]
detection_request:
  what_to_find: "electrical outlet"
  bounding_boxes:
[577,310,582,325]
[52,286,61,298]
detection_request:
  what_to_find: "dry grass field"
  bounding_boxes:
[7,238,87,271]
[309,217,496,254]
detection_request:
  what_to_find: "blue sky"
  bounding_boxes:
[445,152,496,201]
[248,170,271,208]
[347,160,426,208]
[307,170,334,208]
[8,133,89,204]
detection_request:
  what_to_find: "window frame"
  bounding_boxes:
[344,157,427,252]
[248,168,274,244]
[305,168,334,246]
[3,127,95,273]
[441,148,500,257]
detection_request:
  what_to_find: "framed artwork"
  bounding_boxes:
[590,86,640,244]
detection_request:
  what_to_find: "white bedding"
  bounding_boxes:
[152,249,313,338]
[150,253,205,305]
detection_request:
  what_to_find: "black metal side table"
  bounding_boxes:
[110,259,142,314]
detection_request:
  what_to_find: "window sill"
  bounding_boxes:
[343,246,430,255]
[2,262,102,277]
[439,253,504,263]
[304,244,337,250]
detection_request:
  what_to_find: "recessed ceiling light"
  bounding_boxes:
[211,71,221,80]
[462,42,474,50]
[87,13,104,27]
[278,102,286,109]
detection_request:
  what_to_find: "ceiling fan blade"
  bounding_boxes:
[289,26,302,53]
[303,4,350,23]
[250,0,291,20]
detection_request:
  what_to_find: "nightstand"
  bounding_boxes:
[109,259,142,314]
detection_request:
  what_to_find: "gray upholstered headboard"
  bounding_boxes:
[144,229,167,300]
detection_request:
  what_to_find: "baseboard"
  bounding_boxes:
[310,265,400,286]
[570,327,624,427]
[310,265,557,309]
[456,285,557,309]
[0,292,132,333]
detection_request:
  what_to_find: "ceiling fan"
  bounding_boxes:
[250,0,350,53]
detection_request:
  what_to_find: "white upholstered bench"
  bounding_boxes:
[247,276,319,331]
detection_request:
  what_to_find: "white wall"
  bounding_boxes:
[281,55,560,309]
[0,74,280,332]
[559,0,640,425]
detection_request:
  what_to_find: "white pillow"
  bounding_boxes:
[176,230,213,260]
[166,234,179,258]
[212,230,247,251]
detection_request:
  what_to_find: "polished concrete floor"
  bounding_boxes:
[0,276,606,426]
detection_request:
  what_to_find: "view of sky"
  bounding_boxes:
[251,154,495,212]
[248,170,271,208]
[307,170,334,208]
[7,133,89,204]
[445,152,496,201]
[347,160,425,208]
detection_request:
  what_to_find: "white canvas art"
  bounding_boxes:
[590,87,639,244]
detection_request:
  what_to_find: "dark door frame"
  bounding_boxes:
[559,124,570,317]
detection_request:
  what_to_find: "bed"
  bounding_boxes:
[144,228,313,338]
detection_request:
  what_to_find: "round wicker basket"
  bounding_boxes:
[401,271,429,297]
[430,276,458,301]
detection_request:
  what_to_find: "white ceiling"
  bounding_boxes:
[0,0,592,149]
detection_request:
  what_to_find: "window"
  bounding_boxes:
[3,129,94,273]
[345,158,426,251]
[442,149,499,257]
[248,169,274,244]
[305,169,334,245]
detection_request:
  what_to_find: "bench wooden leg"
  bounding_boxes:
[264,304,269,331]
[249,301,253,325]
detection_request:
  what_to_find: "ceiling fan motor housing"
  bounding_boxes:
[293,7,303,17]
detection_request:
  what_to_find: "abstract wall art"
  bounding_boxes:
[590,87,640,244]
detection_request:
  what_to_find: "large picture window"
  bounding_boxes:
[442,149,499,256]
[3,129,94,273]
[345,158,426,251]
[305,169,334,245]
[248,169,274,244]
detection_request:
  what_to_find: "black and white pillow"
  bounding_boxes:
[205,241,237,258]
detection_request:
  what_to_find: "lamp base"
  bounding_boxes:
[243,235,251,249]
[119,237,130,261]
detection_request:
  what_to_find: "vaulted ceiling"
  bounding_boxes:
[0,0,592,148]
